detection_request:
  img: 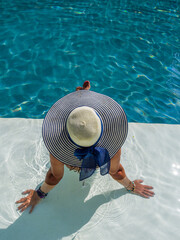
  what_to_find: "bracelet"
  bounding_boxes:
[127,181,135,193]
[36,186,48,199]
[132,181,135,192]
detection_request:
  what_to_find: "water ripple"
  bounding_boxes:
[0,0,180,123]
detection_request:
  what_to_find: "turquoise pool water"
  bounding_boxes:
[0,0,180,123]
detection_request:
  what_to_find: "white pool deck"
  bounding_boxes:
[0,118,180,240]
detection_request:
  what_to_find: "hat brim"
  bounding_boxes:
[42,90,128,167]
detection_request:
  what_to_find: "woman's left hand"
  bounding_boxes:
[133,179,155,198]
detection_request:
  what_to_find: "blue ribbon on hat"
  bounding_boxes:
[74,146,110,181]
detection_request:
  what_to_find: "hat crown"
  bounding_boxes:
[66,106,102,147]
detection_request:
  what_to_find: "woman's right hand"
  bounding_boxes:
[15,189,41,213]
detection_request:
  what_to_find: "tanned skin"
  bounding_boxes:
[16,81,154,213]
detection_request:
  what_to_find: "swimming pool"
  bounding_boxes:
[0,0,180,123]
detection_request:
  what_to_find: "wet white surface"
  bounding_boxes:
[0,119,180,240]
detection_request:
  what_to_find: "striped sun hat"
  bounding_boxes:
[42,90,128,180]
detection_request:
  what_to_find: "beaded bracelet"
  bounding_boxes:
[131,181,135,192]
[36,186,48,199]
[127,181,135,193]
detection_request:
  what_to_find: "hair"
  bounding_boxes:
[76,81,90,91]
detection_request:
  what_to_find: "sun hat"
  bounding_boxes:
[66,106,103,147]
[42,90,128,181]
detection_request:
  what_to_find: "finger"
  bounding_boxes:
[142,190,154,198]
[136,179,144,184]
[29,205,35,214]
[17,202,28,210]
[144,185,154,189]
[141,193,150,198]
[144,188,154,194]
[15,197,27,204]
[22,190,31,195]
[20,204,29,212]
[133,190,149,198]
[143,189,155,196]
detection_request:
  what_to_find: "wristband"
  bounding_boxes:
[36,186,48,199]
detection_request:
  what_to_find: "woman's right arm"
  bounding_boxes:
[16,154,64,213]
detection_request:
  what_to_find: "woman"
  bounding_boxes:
[16,81,154,213]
